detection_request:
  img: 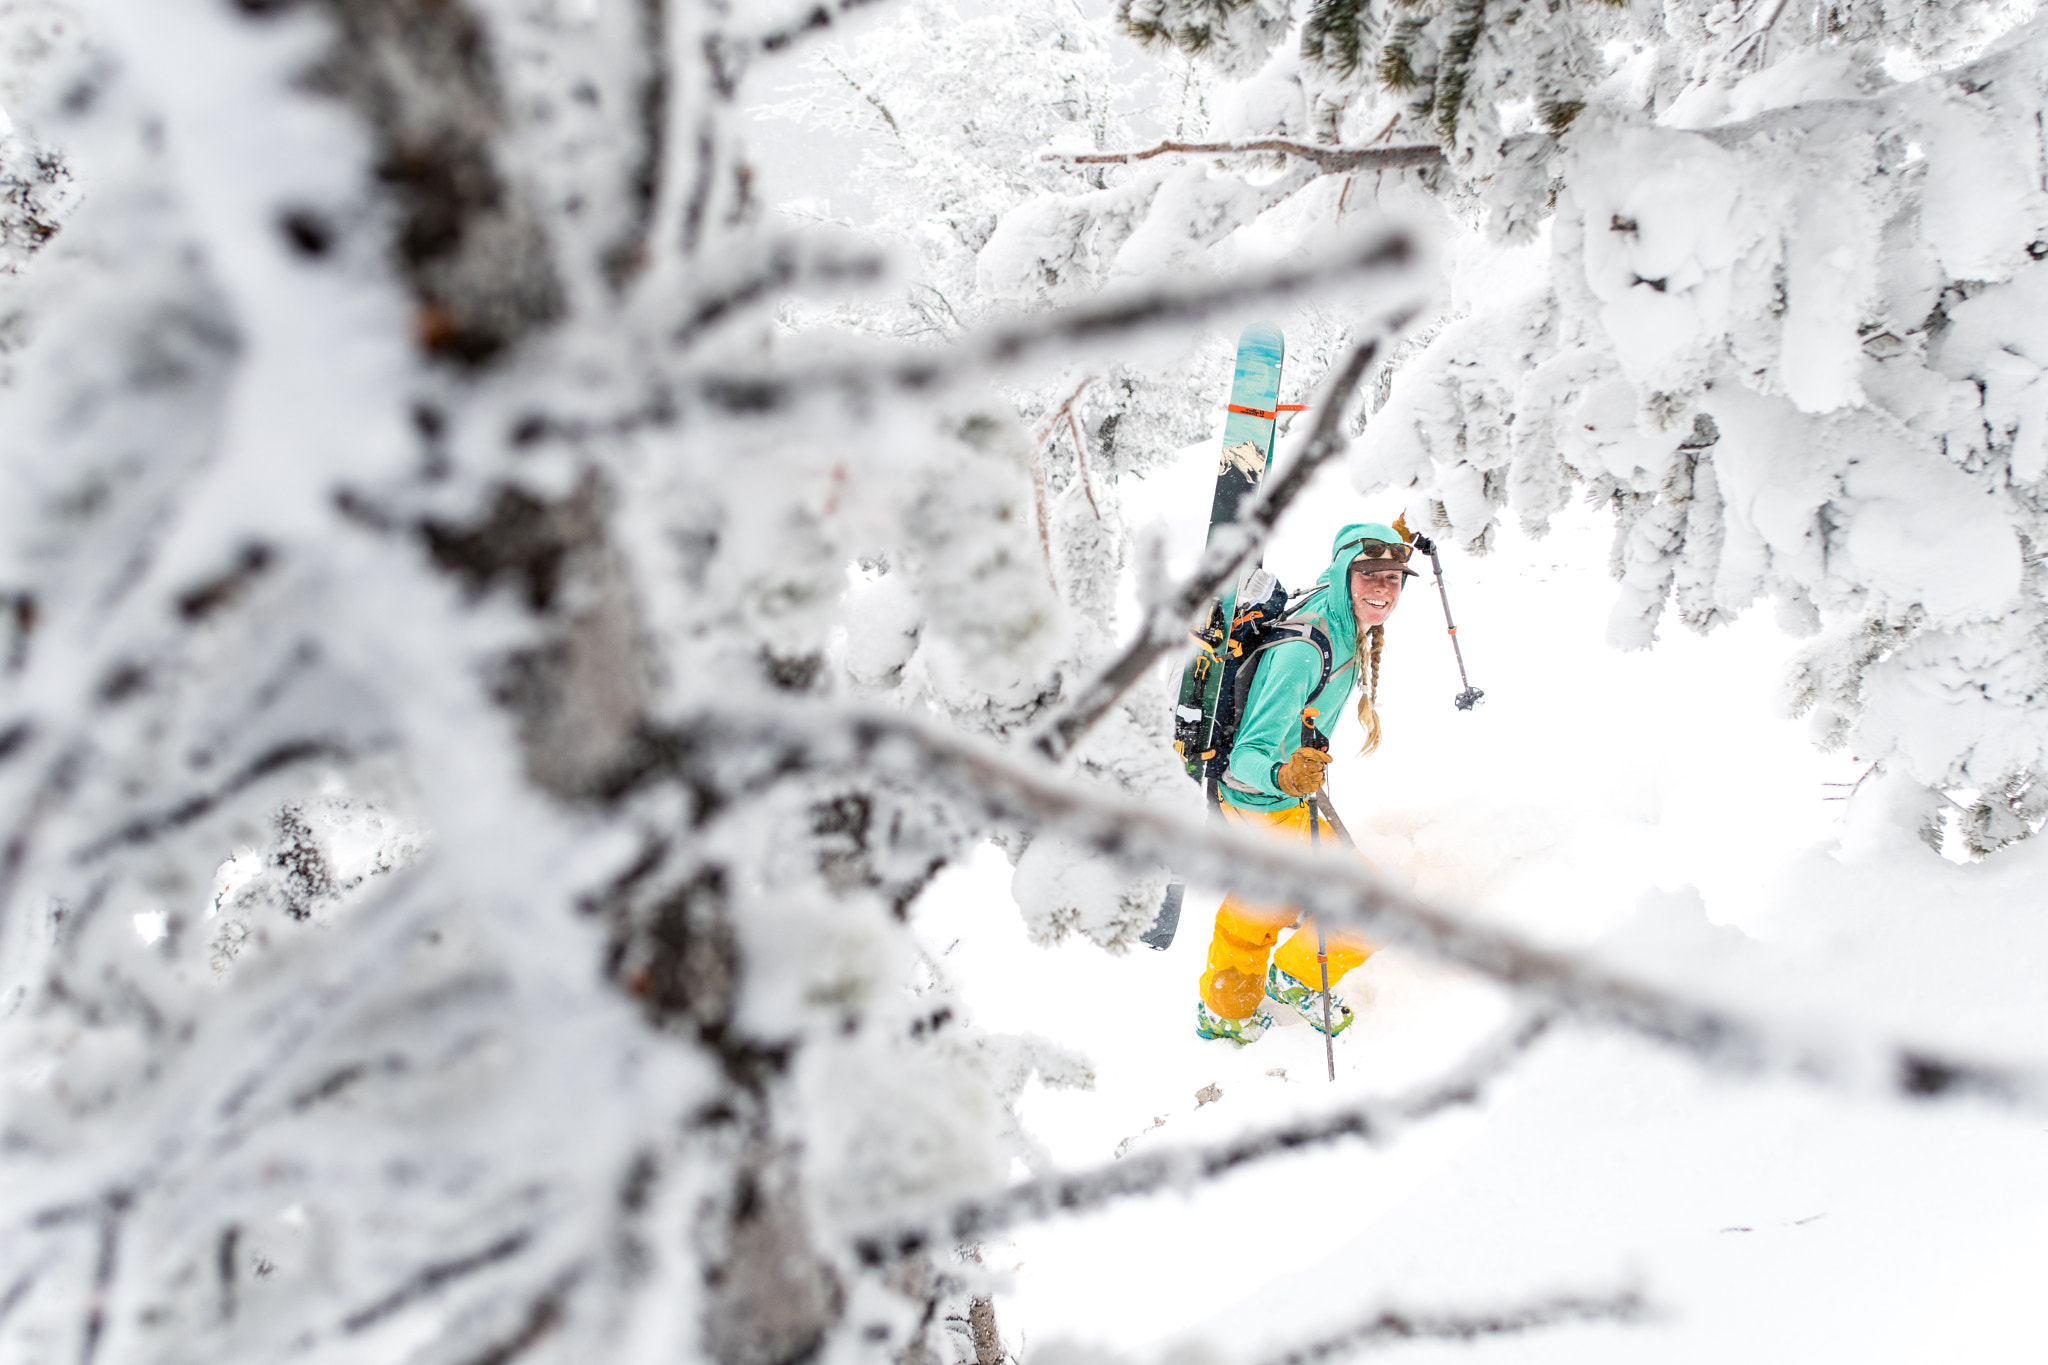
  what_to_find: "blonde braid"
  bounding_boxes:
[1355,624,1384,755]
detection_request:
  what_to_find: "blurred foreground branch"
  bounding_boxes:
[692,230,1420,414]
[854,1010,1554,1261]
[647,708,2047,1119]
[1259,1286,1652,1362]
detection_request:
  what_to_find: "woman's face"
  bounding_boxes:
[1349,563,1405,629]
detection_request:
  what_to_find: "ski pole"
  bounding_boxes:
[1301,709,1336,1083]
[1410,533,1485,711]
[1312,790,1356,849]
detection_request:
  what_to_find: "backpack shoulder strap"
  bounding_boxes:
[1240,620,1336,699]
[1271,589,1341,693]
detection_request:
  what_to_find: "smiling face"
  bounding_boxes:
[1349,563,1405,629]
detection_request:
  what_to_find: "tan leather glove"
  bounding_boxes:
[1275,746,1331,798]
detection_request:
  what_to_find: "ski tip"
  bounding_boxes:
[1238,321,1284,350]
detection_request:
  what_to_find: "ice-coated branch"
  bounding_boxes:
[691,228,1419,413]
[1032,335,1394,762]
[1048,138,1446,174]
[852,1009,1554,1262]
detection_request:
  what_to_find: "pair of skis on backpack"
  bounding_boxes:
[1145,322,1484,952]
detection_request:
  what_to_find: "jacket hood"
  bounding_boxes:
[1299,520,1389,663]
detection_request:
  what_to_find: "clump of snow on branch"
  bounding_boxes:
[1356,28,2048,853]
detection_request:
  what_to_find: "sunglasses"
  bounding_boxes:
[1349,539,1412,564]
[1347,538,1417,581]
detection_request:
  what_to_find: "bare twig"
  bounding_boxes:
[820,54,905,142]
[1066,407,1103,523]
[1031,378,1092,446]
[1030,335,1396,763]
[1029,450,1054,579]
[1032,379,1103,524]
[1047,138,1444,174]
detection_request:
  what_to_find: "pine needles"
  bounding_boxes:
[1302,0,1376,77]
[1296,0,1611,149]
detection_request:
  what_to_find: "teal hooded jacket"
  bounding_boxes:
[1220,521,1400,812]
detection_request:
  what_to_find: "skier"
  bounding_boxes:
[1195,520,1414,1045]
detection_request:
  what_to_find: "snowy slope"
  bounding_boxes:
[908,429,2048,1361]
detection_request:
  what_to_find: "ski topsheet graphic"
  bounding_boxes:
[1149,323,1285,952]
[1172,322,1286,787]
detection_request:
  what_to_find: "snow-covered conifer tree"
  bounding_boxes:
[983,0,2048,853]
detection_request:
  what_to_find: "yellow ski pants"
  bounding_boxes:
[1199,800,1376,1020]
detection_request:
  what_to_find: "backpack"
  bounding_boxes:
[1172,568,1339,802]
